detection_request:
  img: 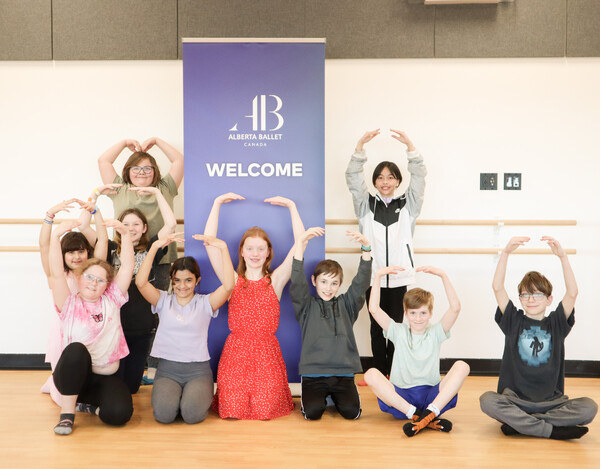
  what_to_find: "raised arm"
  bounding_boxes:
[370,267,401,332]
[543,236,577,318]
[142,137,184,189]
[78,184,122,254]
[355,129,380,152]
[393,130,427,228]
[49,221,81,311]
[266,196,306,298]
[493,237,529,313]
[104,220,134,295]
[192,234,235,311]
[342,231,373,312]
[136,233,184,306]
[346,131,377,220]
[294,227,325,261]
[128,186,177,238]
[417,266,461,333]
[98,139,141,184]
[203,193,245,283]
[346,230,371,263]
[91,207,108,262]
[39,199,82,280]
[290,228,324,320]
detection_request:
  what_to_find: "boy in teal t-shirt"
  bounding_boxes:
[364,265,470,437]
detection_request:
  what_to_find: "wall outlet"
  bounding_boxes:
[504,173,521,190]
[480,173,498,190]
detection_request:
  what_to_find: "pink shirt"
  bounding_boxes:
[57,282,129,367]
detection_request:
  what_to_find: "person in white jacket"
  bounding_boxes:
[345,129,426,382]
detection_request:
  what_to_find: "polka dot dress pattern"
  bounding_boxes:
[212,276,294,420]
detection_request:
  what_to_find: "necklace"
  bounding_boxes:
[408,331,425,350]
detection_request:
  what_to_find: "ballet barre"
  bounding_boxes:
[325,219,577,226]
[326,248,576,255]
[0,218,576,254]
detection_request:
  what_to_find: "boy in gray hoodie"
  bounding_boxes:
[290,227,372,420]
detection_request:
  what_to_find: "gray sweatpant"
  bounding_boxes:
[480,388,597,438]
[152,358,214,424]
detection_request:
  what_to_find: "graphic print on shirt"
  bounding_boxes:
[518,326,551,366]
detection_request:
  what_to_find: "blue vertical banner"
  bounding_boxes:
[183,39,325,382]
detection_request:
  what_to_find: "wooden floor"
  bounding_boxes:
[0,372,599,469]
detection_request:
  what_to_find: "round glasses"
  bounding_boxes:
[83,273,107,285]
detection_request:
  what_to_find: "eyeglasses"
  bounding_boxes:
[83,273,107,285]
[519,293,546,300]
[131,166,154,175]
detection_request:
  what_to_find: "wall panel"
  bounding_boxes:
[0,0,51,60]
[435,0,566,58]
[305,0,434,58]
[178,0,306,58]
[567,0,600,57]
[53,0,178,60]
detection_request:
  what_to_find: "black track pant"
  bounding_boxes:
[301,376,361,420]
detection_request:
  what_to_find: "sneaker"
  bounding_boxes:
[141,375,154,385]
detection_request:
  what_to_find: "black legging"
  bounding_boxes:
[116,333,153,394]
[53,342,133,426]
[366,285,406,376]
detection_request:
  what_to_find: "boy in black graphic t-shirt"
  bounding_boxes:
[480,236,597,440]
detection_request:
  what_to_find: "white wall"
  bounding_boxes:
[1,58,599,361]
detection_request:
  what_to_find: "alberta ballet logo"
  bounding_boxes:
[228,94,284,147]
[205,93,302,178]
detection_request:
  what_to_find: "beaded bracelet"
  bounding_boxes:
[43,218,54,225]
[361,245,371,252]
[91,206,98,215]
[94,188,101,196]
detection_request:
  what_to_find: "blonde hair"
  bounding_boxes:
[403,288,434,313]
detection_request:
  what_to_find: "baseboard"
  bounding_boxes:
[0,354,50,370]
[1,354,598,378]
[359,357,600,378]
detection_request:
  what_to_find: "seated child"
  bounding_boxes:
[364,265,469,437]
[480,236,597,440]
[290,227,372,420]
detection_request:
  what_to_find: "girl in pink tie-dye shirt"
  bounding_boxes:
[48,218,134,436]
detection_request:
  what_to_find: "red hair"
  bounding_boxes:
[237,227,273,287]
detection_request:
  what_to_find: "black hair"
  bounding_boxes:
[60,232,94,271]
[372,161,402,187]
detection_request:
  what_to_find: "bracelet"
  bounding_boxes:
[91,206,98,215]
[43,218,54,225]
[361,245,371,252]
[45,212,55,219]
[94,188,101,196]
